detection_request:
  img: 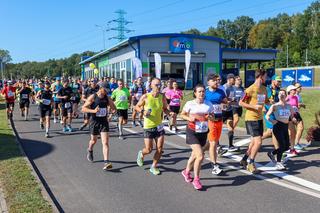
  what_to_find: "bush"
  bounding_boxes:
[306,111,320,142]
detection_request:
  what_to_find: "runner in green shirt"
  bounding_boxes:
[111,79,131,139]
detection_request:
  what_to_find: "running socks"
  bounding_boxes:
[242,153,249,161]
[46,127,49,133]
[228,131,234,147]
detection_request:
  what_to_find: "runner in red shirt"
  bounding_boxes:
[1,81,16,119]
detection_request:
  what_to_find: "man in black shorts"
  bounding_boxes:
[36,82,53,137]
[80,78,99,130]
[82,86,116,170]
[57,79,74,132]
[130,77,145,127]
[233,76,244,129]
[17,81,33,121]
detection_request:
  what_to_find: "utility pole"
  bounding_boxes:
[95,24,108,50]
[305,49,311,67]
[286,44,289,68]
[108,10,134,42]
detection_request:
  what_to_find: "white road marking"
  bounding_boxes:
[122,127,320,198]
[234,138,252,147]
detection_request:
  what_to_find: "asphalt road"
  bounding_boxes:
[12,104,320,213]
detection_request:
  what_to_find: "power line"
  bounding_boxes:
[107,10,134,42]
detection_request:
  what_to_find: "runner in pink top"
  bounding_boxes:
[165,81,183,132]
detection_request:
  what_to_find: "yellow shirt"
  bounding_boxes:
[243,83,268,121]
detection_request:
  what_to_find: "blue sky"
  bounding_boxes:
[0,0,313,63]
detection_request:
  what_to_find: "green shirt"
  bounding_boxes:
[111,87,130,110]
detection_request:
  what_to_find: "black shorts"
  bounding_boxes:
[132,99,139,106]
[144,126,165,139]
[186,128,207,147]
[71,97,81,104]
[293,112,303,122]
[222,110,233,122]
[84,113,91,120]
[61,107,73,117]
[232,107,243,117]
[166,99,170,104]
[19,101,30,108]
[6,102,14,109]
[54,102,61,110]
[117,109,128,120]
[169,106,180,114]
[90,120,109,135]
[40,107,52,117]
[246,120,264,137]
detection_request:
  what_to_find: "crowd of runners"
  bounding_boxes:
[0,69,310,190]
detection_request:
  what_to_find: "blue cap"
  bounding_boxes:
[56,77,61,81]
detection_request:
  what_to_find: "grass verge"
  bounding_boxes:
[0,102,52,213]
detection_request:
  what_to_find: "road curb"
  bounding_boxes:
[9,118,61,213]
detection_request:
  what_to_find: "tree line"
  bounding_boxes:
[1,1,319,79]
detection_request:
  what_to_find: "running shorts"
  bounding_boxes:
[245,120,264,137]
[222,110,233,122]
[6,102,14,109]
[169,106,180,114]
[117,109,128,120]
[208,120,223,142]
[186,128,207,147]
[39,106,52,117]
[232,107,243,117]
[19,101,30,108]
[144,127,165,139]
[90,120,109,135]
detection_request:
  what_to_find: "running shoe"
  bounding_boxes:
[275,162,286,170]
[192,177,202,190]
[67,126,73,132]
[212,164,223,175]
[132,121,137,127]
[267,152,277,164]
[79,124,86,131]
[294,144,304,151]
[87,150,93,162]
[138,120,143,128]
[62,127,68,132]
[40,123,44,129]
[103,162,113,171]
[149,166,161,175]
[181,169,192,183]
[281,154,290,164]
[136,150,144,167]
[118,135,124,140]
[289,149,299,157]
[218,146,228,156]
[227,146,238,152]
[247,163,258,174]
[24,116,28,121]
[45,132,49,138]
[300,142,311,148]
[239,159,248,169]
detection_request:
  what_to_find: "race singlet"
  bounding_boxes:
[96,108,107,117]
[22,94,29,99]
[42,99,51,105]
[278,109,290,120]
[195,121,208,133]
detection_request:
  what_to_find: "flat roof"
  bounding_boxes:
[222,47,278,62]
[79,33,229,65]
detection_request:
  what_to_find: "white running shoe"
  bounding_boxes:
[212,164,223,175]
[275,162,286,170]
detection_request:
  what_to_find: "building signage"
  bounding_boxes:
[170,37,193,53]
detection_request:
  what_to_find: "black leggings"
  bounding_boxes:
[272,121,290,162]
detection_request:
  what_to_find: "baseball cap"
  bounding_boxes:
[56,77,61,81]
[272,75,282,81]
[286,85,297,93]
[227,73,235,79]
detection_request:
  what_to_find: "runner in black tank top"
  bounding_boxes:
[82,86,117,171]
[36,82,53,138]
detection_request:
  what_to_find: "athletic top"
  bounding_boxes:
[272,103,292,124]
[182,99,213,132]
[165,89,183,106]
[19,87,32,102]
[39,90,53,108]
[233,86,245,108]
[70,82,81,98]
[110,83,118,93]
[131,84,145,101]
[83,86,99,98]
[205,88,226,119]
[57,86,73,105]
[90,94,109,122]
[267,85,280,103]
[2,86,16,103]
[223,83,235,111]
[111,87,130,110]
[51,82,62,102]
[144,93,164,129]
[242,83,268,121]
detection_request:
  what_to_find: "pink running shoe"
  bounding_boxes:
[192,177,202,190]
[290,149,299,156]
[181,169,192,183]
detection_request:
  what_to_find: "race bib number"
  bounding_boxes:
[96,108,107,117]
[195,121,208,133]
[257,94,266,105]
[135,93,142,100]
[70,96,76,101]
[279,109,290,119]
[171,98,180,104]
[157,124,164,132]
[64,102,71,108]
[120,95,127,101]
[22,94,28,99]
[235,90,243,98]
[8,91,14,97]
[212,104,222,114]
[42,99,51,105]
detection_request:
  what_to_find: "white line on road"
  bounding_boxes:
[122,127,320,198]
